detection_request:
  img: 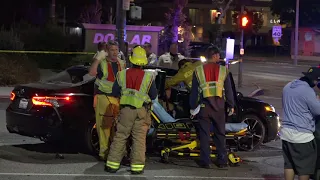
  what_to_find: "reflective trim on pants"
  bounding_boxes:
[106,107,151,169]
[106,161,120,170]
[131,164,145,172]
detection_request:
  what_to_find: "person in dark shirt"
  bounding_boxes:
[189,46,235,169]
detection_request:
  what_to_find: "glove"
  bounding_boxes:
[95,50,107,61]
[228,108,234,116]
[190,105,201,117]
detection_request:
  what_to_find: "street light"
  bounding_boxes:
[294,0,299,65]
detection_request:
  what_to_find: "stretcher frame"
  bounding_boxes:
[150,111,250,166]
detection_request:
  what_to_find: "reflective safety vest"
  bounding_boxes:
[195,63,227,98]
[95,58,125,94]
[117,69,153,108]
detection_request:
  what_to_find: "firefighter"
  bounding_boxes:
[165,58,202,93]
[105,46,157,174]
[189,46,235,168]
[88,40,126,161]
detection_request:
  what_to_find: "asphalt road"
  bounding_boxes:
[0,60,312,180]
[0,98,284,180]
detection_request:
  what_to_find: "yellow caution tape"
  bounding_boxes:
[0,50,95,55]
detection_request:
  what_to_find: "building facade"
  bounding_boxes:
[136,0,281,46]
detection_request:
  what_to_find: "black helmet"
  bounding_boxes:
[204,46,221,60]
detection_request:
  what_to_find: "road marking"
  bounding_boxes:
[0,172,283,179]
[259,96,282,100]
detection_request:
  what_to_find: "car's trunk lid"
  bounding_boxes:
[10,82,79,112]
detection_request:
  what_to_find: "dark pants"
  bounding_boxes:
[197,104,227,165]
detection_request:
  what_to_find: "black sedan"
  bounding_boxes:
[6,65,280,154]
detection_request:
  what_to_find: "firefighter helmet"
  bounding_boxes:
[129,46,148,66]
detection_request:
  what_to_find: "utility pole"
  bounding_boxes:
[51,0,56,24]
[293,0,299,65]
[116,0,127,57]
[238,5,244,88]
[63,6,66,35]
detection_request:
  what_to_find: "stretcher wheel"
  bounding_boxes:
[228,153,240,167]
[161,152,170,163]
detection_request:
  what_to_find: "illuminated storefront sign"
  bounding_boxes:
[82,23,163,54]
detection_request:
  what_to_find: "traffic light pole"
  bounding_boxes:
[116,0,127,56]
[238,5,244,88]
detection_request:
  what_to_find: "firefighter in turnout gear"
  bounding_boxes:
[89,40,126,161]
[105,46,157,174]
[189,46,235,168]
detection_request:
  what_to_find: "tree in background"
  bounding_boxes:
[209,0,234,48]
[271,0,320,26]
[161,0,192,55]
[78,0,102,24]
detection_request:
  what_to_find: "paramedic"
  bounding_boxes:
[105,46,157,174]
[163,58,202,117]
[280,66,320,180]
[89,40,126,161]
[189,46,235,168]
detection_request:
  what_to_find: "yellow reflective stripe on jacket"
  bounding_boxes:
[131,164,145,172]
[106,161,120,170]
[195,65,227,98]
[95,58,125,93]
[118,70,153,108]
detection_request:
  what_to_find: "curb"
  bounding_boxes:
[0,95,10,99]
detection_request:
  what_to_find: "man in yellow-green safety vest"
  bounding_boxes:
[89,40,126,161]
[189,46,235,169]
[105,46,157,174]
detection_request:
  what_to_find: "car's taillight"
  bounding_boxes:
[10,92,15,101]
[32,96,71,107]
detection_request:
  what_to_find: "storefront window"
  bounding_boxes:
[189,9,200,25]
[210,10,226,24]
[231,11,239,25]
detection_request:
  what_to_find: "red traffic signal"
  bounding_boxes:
[241,16,249,27]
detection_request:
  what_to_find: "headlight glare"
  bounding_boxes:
[265,105,275,112]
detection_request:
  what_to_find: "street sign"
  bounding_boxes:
[240,48,244,55]
[272,26,282,38]
[123,0,131,10]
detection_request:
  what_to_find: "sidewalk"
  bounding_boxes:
[243,55,320,66]
[0,87,14,99]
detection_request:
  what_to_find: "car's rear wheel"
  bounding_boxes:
[239,115,266,151]
[84,121,99,155]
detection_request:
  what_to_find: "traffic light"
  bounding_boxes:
[241,16,249,27]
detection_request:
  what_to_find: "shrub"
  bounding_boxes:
[0,28,39,86]
[0,54,40,86]
[0,28,24,50]
[15,23,83,70]
[68,54,93,67]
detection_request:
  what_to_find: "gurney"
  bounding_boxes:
[148,102,249,166]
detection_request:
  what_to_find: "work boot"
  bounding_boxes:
[217,163,228,169]
[195,160,212,169]
[104,165,119,173]
[131,170,144,175]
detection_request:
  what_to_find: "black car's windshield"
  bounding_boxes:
[42,68,94,84]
